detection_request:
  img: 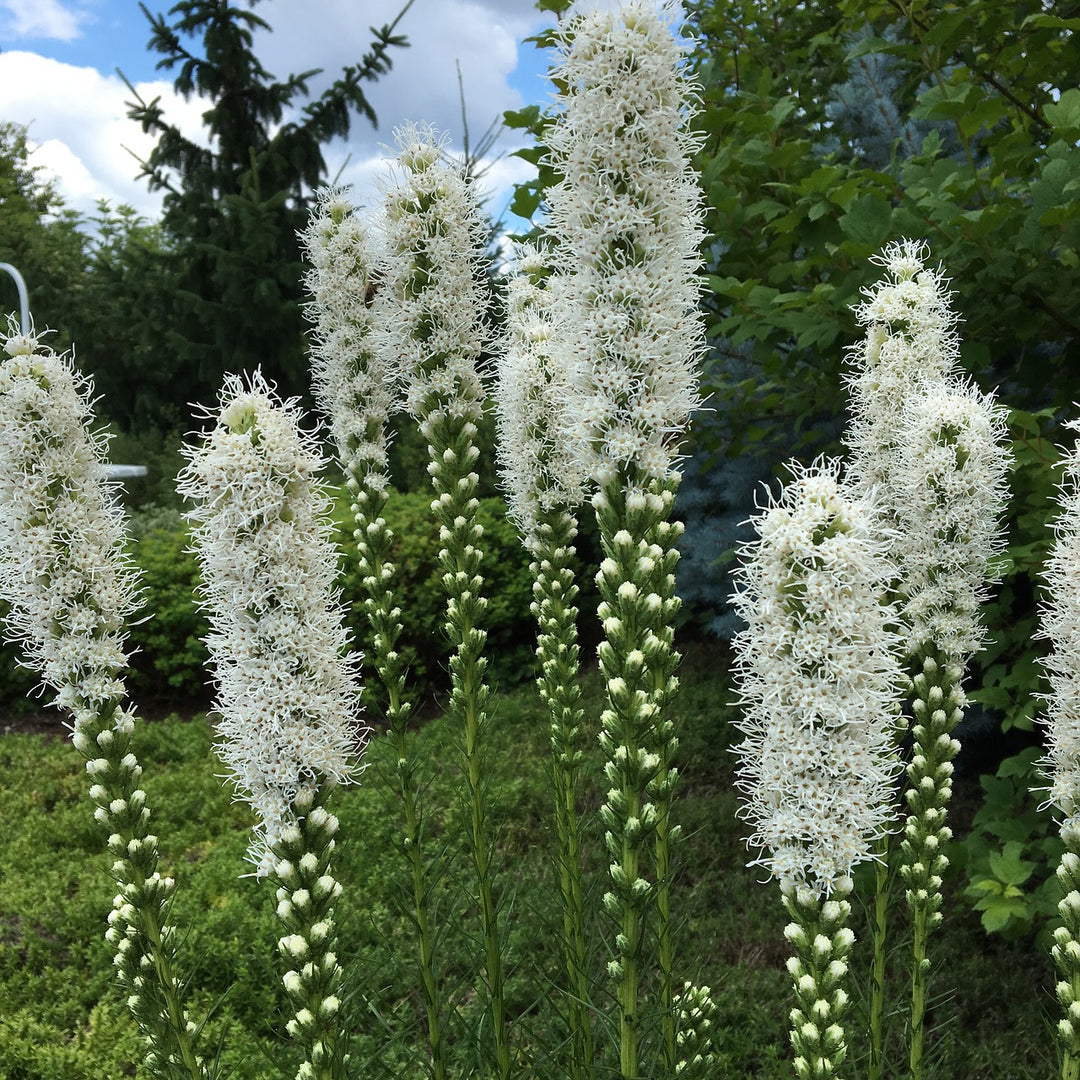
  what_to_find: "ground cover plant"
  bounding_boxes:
[0,2,1079,1079]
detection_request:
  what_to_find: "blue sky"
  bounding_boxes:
[0,0,558,226]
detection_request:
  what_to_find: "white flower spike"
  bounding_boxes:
[544,0,705,491]
[178,372,366,875]
[732,460,904,896]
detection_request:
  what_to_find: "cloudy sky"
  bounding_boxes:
[0,0,561,229]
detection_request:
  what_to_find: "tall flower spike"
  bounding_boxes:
[731,460,904,896]
[0,318,204,1080]
[732,461,903,1080]
[496,247,594,1077]
[379,124,510,1079]
[545,0,705,491]
[845,238,962,499]
[1038,422,1080,1080]
[544,6,706,1072]
[178,371,365,876]
[302,182,446,1078]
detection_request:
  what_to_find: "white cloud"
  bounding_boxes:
[1,0,86,41]
[0,50,208,221]
[0,0,553,229]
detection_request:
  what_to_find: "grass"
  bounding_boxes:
[0,638,1060,1079]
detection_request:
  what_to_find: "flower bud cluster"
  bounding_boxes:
[544,1,704,490]
[379,123,487,422]
[781,880,855,1079]
[899,654,964,924]
[270,788,347,1080]
[495,245,588,546]
[1052,853,1080,1057]
[732,461,904,896]
[673,981,719,1079]
[300,186,400,494]
[592,476,685,1031]
[178,372,366,874]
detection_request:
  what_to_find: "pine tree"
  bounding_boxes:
[122,0,412,420]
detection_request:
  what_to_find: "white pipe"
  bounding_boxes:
[0,263,30,336]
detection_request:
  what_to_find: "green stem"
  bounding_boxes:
[347,475,447,1080]
[909,903,930,1080]
[532,511,593,1080]
[868,838,890,1080]
[425,412,509,1080]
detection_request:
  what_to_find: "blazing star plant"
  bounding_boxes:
[377,121,511,1080]
[1038,421,1080,1080]
[844,240,1010,1080]
[300,184,450,1080]
[178,371,365,1080]
[495,243,592,1078]
[0,317,204,1080]
[543,4,705,1073]
[731,460,905,1080]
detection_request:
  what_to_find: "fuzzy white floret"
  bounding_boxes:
[378,124,488,422]
[0,318,140,724]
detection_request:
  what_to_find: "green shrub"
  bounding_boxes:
[126,509,209,702]
[334,489,550,696]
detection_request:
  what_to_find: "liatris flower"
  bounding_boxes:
[0,318,203,1080]
[378,123,509,1079]
[179,372,362,1080]
[177,371,365,876]
[300,183,445,1078]
[299,185,398,492]
[495,245,592,1077]
[731,460,903,1080]
[495,244,588,546]
[845,238,962,498]
[0,321,140,707]
[844,241,1010,1080]
[1041,423,1080,838]
[891,381,1010,662]
[545,0,704,492]
[380,122,487,424]
[543,6,705,1071]
[1038,423,1080,1078]
[731,460,904,895]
